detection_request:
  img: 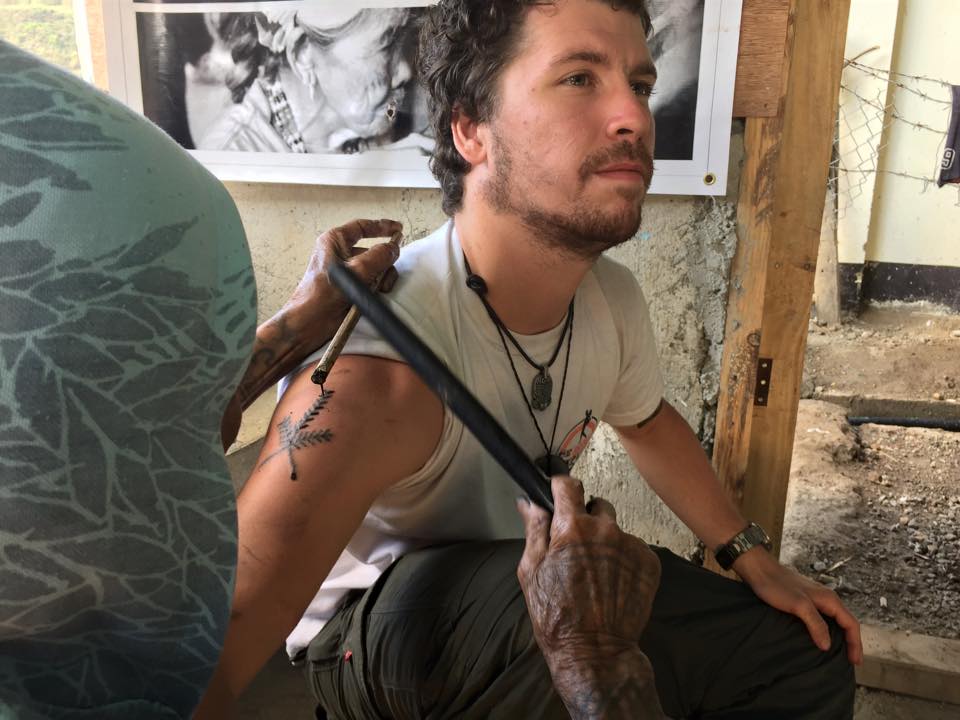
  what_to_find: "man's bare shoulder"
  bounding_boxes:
[249,354,443,502]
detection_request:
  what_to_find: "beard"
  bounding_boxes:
[483,131,653,260]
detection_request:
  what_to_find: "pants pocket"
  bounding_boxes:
[306,591,365,717]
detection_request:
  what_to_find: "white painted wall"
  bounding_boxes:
[866,0,960,268]
[836,0,900,266]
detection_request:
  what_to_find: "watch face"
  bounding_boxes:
[745,524,771,549]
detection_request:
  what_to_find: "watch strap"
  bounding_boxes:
[714,522,772,570]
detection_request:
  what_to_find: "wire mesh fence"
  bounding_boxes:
[827,57,957,228]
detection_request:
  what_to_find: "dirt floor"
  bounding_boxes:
[784,305,960,641]
[783,400,960,639]
[804,305,960,402]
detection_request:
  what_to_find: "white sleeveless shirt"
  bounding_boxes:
[281,221,663,656]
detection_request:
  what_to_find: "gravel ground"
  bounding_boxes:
[784,400,960,639]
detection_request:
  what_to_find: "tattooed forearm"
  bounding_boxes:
[560,675,666,720]
[221,320,298,451]
[235,314,302,410]
[258,391,334,480]
[549,648,668,720]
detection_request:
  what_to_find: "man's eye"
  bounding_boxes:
[564,74,591,87]
[632,82,656,97]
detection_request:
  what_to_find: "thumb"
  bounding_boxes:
[346,236,401,289]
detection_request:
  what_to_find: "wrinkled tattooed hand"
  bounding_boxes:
[283,218,402,348]
[516,476,668,720]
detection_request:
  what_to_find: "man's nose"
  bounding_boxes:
[604,84,654,141]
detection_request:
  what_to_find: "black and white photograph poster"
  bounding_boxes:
[98,0,742,194]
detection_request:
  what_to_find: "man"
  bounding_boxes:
[200,1,861,717]
[0,35,657,720]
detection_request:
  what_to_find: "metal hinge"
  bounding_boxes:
[754,358,773,406]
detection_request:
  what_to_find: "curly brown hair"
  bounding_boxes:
[418,0,652,216]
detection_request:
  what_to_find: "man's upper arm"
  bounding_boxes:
[594,259,663,429]
[612,399,665,460]
[220,354,443,694]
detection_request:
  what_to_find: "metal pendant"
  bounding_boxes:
[535,453,570,477]
[531,368,553,411]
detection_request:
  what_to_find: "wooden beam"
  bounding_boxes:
[857,625,960,706]
[742,0,852,555]
[706,123,785,576]
[706,1,797,575]
[733,0,791,118]
[813,182,841,325]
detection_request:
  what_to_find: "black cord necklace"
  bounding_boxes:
[464,257,575,476]
[464,257,572,410]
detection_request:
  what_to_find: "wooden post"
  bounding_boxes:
[707,121,788,575]
[742,0,852,555]
[733,0,791,117]
[814,179,841,326]
[706,2,796,575]
[710,0,851,568]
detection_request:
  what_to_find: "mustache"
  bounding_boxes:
[579,141,655,186]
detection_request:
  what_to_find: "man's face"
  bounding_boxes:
[478,0,656,258]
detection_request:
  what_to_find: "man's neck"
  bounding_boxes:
[455,207,593,335]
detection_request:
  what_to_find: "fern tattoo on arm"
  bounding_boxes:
[259,390,335,480]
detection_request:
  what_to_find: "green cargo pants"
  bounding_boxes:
[302,541,854,719]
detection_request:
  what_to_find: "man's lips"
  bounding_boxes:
[595,163,651,183]
[579,141,655,186]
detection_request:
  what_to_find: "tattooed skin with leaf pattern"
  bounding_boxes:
[259,391,335,480]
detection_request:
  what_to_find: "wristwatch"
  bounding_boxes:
[714,522,772,570]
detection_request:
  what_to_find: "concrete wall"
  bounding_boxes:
[230,124,744,558]
[867,0,960,269]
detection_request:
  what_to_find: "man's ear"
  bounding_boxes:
[451,105,487,166]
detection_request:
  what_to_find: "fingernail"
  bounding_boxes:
[516,496,530,507]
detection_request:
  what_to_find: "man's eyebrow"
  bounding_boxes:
[549,50,658,79]
[551,49,610,67]
[633,60,658,79]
